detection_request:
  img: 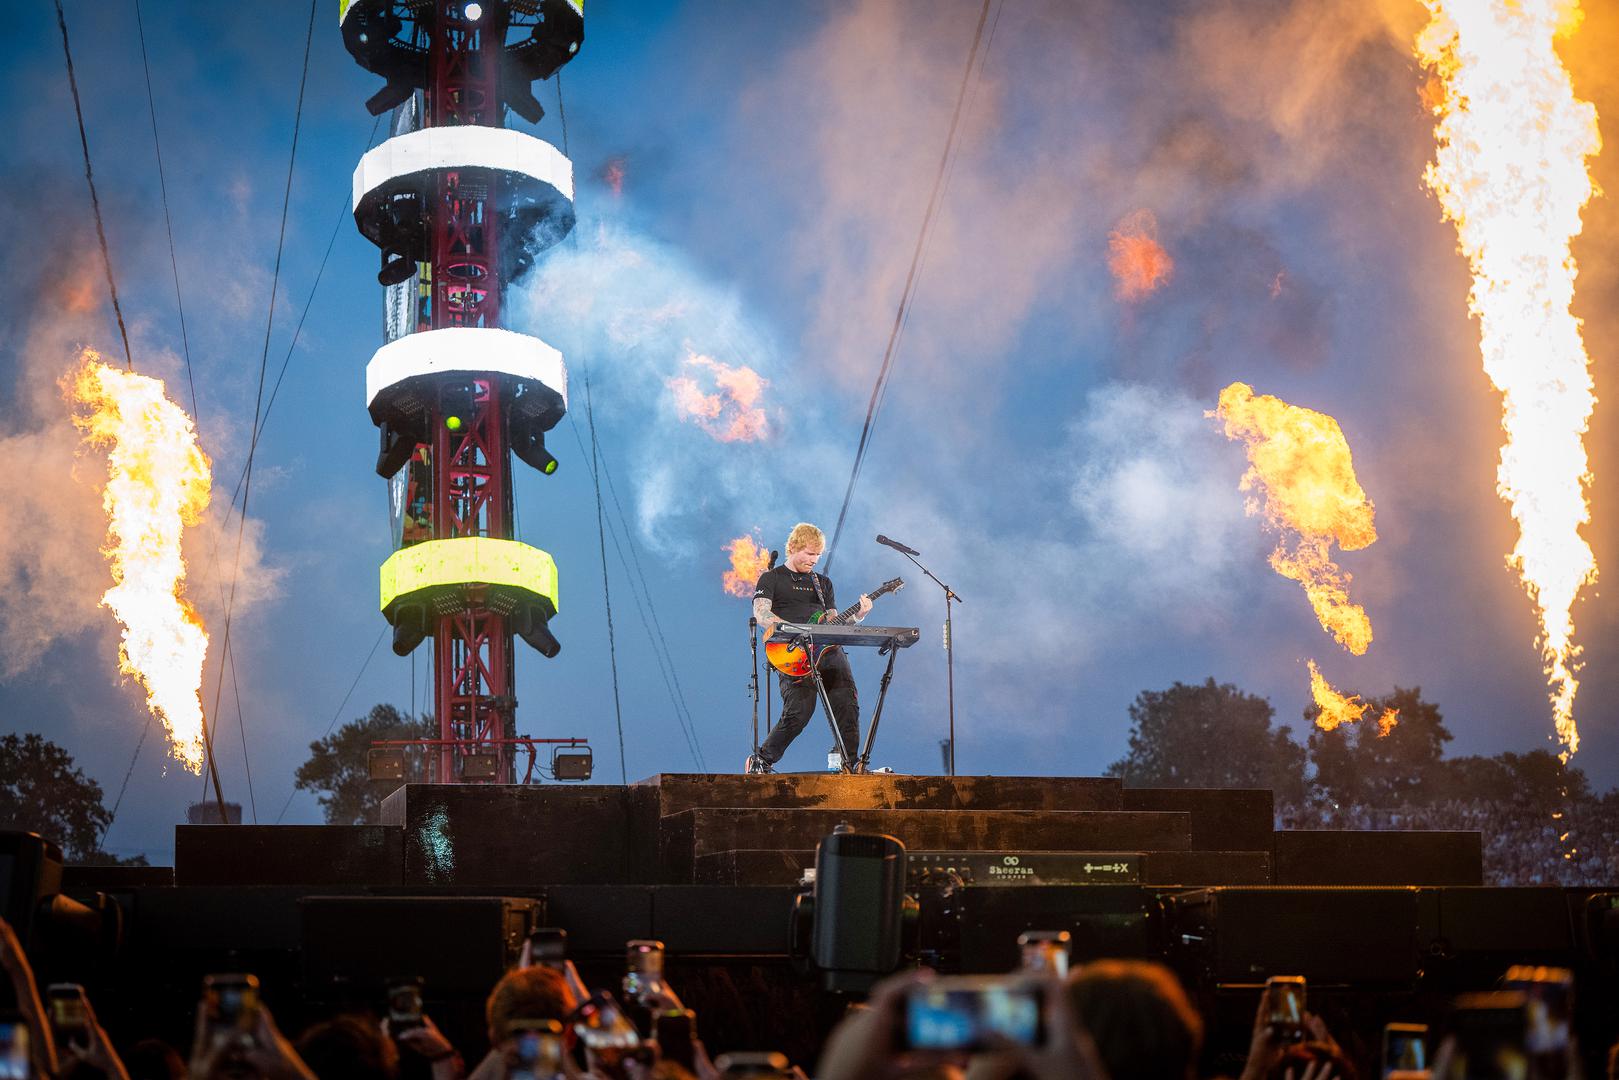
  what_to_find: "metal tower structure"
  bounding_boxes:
[341,0,583,783]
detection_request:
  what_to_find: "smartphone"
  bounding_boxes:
[0,1016,27,1080]
[524,928,568,968]
[571,991,644,1067]
[509,1018,564,1078]
[900,977,1045,1053]
[46,984,90,1048]
[714,1051,791,1078]
[1017,931,1071,978]
[1501,966,1572,1058]
[387,977,424,1032]
[1264,976,1307,1043]
[201,973,260,1045]
[655,1009,698,1073]
[1447,991,1528,1080]
[1382,1022,1428,1077]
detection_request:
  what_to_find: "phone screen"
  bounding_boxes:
[387,982,423,1028]
[1383,1023,1428,1076]
[903,982,1044,1052]
[0,1021,27,1080]
[1265,978,1306,1042]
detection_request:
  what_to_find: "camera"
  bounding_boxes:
[899,976,1045,1053]
[1264,976,1306,1043]
[387,977,424,1032]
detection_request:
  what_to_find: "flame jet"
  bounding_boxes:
[722,534,771,598]
[1417,1,1601,759]
[66,351,212,773]
[1308,660,1399,735]
[1213,382,1379,655]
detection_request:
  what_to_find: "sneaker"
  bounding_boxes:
[744,753,773,775]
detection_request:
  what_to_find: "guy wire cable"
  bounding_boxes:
[823,0,993,572]
[207,0,318,821]
[53,0,134,373]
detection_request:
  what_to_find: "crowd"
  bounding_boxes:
[1276,797,1619,886]
[4,911,1614,1080]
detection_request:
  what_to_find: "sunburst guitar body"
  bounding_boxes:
[765,577,904,677]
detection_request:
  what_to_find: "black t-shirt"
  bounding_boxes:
[754,564,836,624]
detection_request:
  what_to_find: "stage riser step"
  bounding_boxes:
[637,774,1123,818]
[174,826,403,887]
[693,848,1271,887]
[662,808,1190,883]
[1120,788,1275,853]
[1273,831,1482,886]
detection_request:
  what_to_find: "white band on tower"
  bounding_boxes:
[366,326,568,411]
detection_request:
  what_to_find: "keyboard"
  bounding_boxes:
[768,623,920,649]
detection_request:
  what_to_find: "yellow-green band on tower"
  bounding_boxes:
[380,537,559,614]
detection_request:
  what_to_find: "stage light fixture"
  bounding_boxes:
[513,426,559,475]
[378,252,416,286]
[376,419,419,479]
[465,3,483,21]
[514,602,561,658]
[368,747,408,781]
[552,746,592,780]
[391,601,429,656]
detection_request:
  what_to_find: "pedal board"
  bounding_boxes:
[907,851,1142,887]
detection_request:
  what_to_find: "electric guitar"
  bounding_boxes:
[765,577,905,677]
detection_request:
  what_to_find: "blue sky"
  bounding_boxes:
[2,1,1618,862]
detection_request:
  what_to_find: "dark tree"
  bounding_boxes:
[1107,678,1307,800]
[0,733,113,860]
[1441,750,1589,809]
[1307,686,1452,807]
[294,704,434,824]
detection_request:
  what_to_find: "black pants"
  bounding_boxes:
[760,647,859,766]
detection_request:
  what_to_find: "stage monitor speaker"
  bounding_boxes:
[951,885,1160,975]
[301,895,538,995]
[1164,887,1423,986]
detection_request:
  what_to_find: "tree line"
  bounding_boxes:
[2,685,1609,857]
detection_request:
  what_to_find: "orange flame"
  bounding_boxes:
[1417,0,1601,760]
[667,350,770,442]
[1213,382,1378,655]
[1107,209,1174,302]
[65,351,211,773]
[1307,660,1398,735]
[722,534,771,598]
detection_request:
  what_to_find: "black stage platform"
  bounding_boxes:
[48,774,1619,1071]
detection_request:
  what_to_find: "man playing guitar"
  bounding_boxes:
[748,522,871,773]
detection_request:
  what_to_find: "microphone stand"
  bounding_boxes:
[749,616,761,763]
[890,547,963,776]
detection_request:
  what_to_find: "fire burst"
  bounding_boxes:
[1107,209,1174,302]
[1308,660,1399,735]
[1417,1,1601,759]
[722,534,771,598]
[667,350,770,442]
[66,352,212,773]
[1213,382,1379,655]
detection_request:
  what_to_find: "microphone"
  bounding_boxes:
[767,549,780,569]
[876,534,920,557]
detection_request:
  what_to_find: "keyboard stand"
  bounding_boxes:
[854,644,900,775]
[787,629,858,774]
